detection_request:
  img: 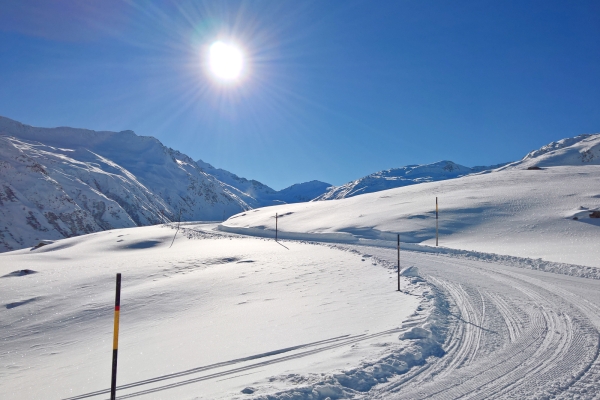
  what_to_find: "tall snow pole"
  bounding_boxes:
[275,213,278,242]
[436,197,439,247]
[110,273,122,400]
[397,233,401,292]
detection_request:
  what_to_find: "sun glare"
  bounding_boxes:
[209,41,244,81]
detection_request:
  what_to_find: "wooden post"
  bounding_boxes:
[275,213,278,241]
[110,273,122,400]
[435,197,439,247]
[397,233,401,292]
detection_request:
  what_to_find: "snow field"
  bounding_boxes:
[222,166,600,269]
[0,225,429,399]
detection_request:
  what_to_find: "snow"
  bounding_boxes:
[499,133,600,169]
[314,161,507,201]
[2,128,600,399]
[0,116,331,253]
[0,224,424,399]
[222,166,600,269]
[196,158,331,206]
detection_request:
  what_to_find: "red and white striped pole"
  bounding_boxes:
[110,273,121,400]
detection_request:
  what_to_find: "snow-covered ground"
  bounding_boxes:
[0,224,430,400]
[4,221,599,399]
[2,131,600,399]
[221,166,600,269]
[3,203,600,399]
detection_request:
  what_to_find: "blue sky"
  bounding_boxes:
[1,0,599,189]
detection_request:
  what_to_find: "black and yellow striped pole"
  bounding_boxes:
[110,273,121,400]
[397,233,401,292]
[435,197,439,247]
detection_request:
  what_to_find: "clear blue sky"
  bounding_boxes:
[1,0,599,189]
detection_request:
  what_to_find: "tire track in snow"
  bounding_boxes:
[363,250,600,400]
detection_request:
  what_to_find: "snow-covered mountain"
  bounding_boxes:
[314,160,505,201]
[271,180,332,203]
[0,116,332,253]
[0,117,259,252]
[195,158,278,204]
[498,133,600,170]
[195,158,331,206]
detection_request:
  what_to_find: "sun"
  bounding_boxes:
[208,41,244,81]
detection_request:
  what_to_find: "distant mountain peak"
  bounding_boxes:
[314,160,478,201]
[499,133,600,170]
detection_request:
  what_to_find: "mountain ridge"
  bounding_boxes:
[313,160,508,201]
[0,116,331,252]
[1,115,598,253]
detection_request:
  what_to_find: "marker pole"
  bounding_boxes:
[436,197,439,247]
[397,233,401,292]
[275,213,278,242]
[110,273,121,400]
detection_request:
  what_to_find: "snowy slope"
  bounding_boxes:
[499,133,600,169]
[0,225,424,399]
[272,180,332,204]
[0,117,253,252]
[222,165,600,268]
[314,161,505,201]
[196,158,331,205]
[2,224,600,399]
[195,158,279,204]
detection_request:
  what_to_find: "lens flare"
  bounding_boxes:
[209,41,243,81]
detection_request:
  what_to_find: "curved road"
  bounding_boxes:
[359,247,600,400]
[186,224,600,399]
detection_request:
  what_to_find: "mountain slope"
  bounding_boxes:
[314,160,491,201]
[222,165,600,268]
[272,180,332,203]
[196,158,331,205]
[499,133,600,170]
[0,116,252,252]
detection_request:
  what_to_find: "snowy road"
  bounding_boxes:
[3,222,599,399]
[354,248,600,399]
[183,223,600,398]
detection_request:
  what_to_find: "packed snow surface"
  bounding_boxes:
[0,225,425,399]
[223,166,600,269]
